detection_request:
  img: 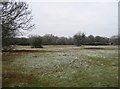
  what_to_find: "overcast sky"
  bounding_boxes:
[23,0,118,38]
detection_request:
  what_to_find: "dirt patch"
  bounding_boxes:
[2,71,37,86]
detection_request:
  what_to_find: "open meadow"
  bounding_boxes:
[2,45,118,87]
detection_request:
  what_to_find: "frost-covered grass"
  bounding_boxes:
[2,45,118,87]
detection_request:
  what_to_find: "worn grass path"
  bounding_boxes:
[2,45,118,87]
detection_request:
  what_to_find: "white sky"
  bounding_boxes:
[22,0,118,37]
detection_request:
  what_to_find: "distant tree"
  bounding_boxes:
[94,36,109,45]
[110,35,118,45]
[73,32,85,46]
[56,37,68,45]
[86,35,95,45]
[66,37,74,45]
[12,37,29,45]
[95,36,102,42]
[1,0,34,51]
[42,34,74,45]
[81,33,86,45]
[42,34,58,45]
[29,36,43,48]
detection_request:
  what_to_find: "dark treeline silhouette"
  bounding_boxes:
[11,33,119,48]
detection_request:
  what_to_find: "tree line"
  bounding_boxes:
[10,33,119,48]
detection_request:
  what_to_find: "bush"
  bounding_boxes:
[29,36,43,48]
[73,32,85,46]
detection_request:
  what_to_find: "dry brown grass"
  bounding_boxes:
[2,71,37,86]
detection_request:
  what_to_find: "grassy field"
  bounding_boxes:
[2,45,118,87]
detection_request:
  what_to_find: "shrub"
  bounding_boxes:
[29,36,43,48]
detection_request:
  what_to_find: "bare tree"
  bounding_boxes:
[0,0,34,50]
[73,32,85,46]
